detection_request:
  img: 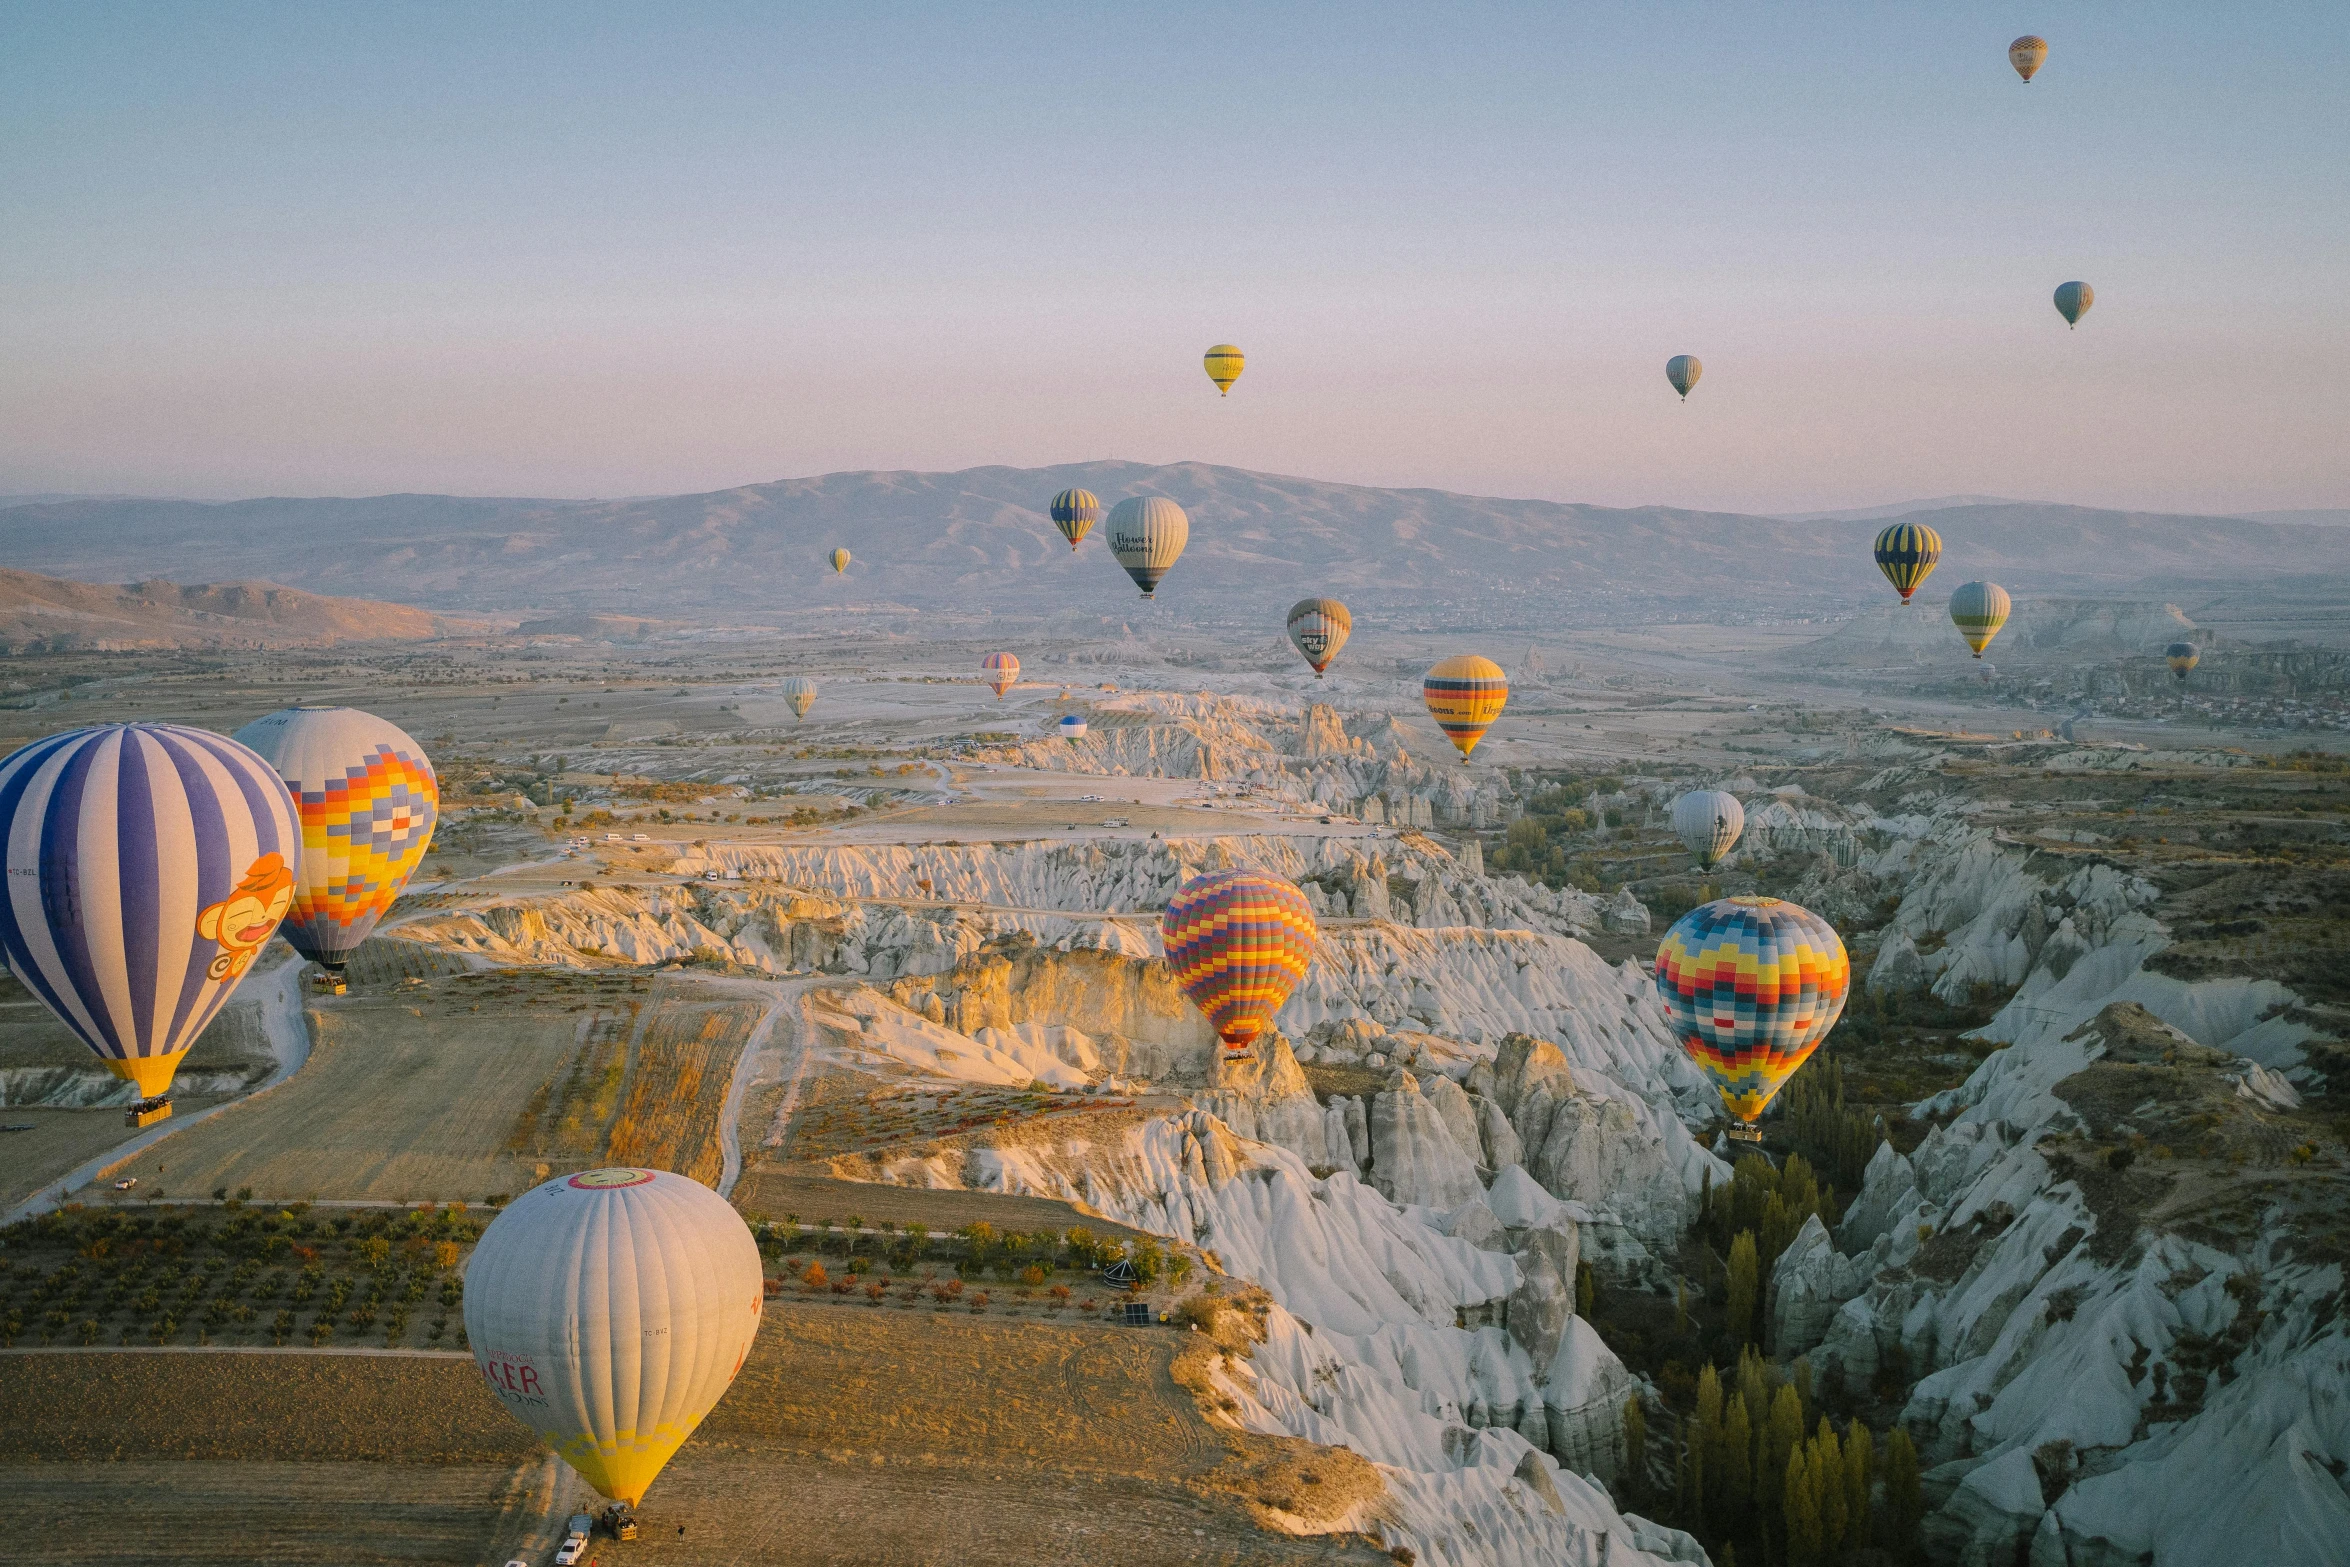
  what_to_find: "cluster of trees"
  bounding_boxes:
[1775,1057,1887,1194]
[1703,1154,1839,1350]
[749,1216,1191,1290]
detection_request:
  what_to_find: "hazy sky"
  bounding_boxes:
[4,3,2345,514]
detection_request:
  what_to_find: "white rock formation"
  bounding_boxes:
[1369,1069,1487,1211]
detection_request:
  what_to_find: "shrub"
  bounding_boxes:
[801,1263,828,1290]
[1171,1293,1225,1333]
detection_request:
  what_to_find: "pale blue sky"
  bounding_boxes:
[3,2,2344,513]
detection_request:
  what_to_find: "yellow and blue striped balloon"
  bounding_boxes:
[1872,523,1942,605]
[1654,895,1849,1134]
[1423,655,1509,761]
[1161,869,1316,1059]
[0,723,301,1105]
[1049,489,1101,551]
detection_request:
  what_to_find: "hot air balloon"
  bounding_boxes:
[1653,895,1850,1141]
[981,652,1019,699]
[1423,656,1509,762]
[1161,869,1316,1061]
[1671,791,1746,870]
[1049,489,1102,551]
[1106,497,1189,599]
[464,1168,763,1514]
[2053,281,2093,328]
[781,677,819,721]
[1285,598,1352,679]
[829,548,851,575]
[1872,523,1943,606]
[1057,715,1087,744]
[232,707,439,993]
[2009,35,2048,82]
[2166,642,2200,680]
[1203,344,1245,396]
[1949,581,2011,659]
[0,723,300,1126]
[1666,355,1702,401]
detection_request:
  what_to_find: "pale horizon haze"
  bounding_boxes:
[3,2,2345,516]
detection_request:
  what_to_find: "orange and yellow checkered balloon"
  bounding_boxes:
[1654,895,1849,1128]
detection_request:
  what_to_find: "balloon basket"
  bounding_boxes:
[313,971,347,996]
[1725,1122,1763,1145]
[126,1097,174,1130]
[602,1504,638,1541]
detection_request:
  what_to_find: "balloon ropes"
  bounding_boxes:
[1872,523,1942,606]
[781,677,819,721]
[0,723,300,1124]
[1666,355,1702,401]
[829,548,851,575]
[1203,344,1245,396]
[2053,281,2093,328]
[1049,489,1101,551]
[981,652,1019,699]
[1161,869,1316,1061]
[1423,655,1509,761]
[1949,581,2012,659]
[1285,598,1352,679]
[1670,790,1746,870]
[1106,497,1189,599]
[2166,642,2200,680]
[1654,895,1850,1141]
[233,706,438,988]
[464,1168,763,1509]
[2009,35,2047,82]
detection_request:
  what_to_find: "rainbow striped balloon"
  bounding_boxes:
[1423,655,1509,761]
[0,723,300,1104]
[1161,869,1316,1059]
[980,651,1019,699]
[1654,896,1849,1134]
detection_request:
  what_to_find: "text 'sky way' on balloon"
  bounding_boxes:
[981,652,1019,699]
[1423,655,1509,762]
[233,707,437,986]
[1106,497,1189,599]
[1203,344,1245,396]
[2166,641,2200,680]
[1056,715,1087,744]
[1671,790,1746,870]
[829,548,851,575]
[0,723,300,1124]
[1872,522,1943,605]
[2053,280,2093,328]
[781,677,819,722]
[1285,597,1352,679]
[1049,489,1102,551]
[1654,895,1850,1140]
[1161,869,1316,1061]
[1949,580,2012,659]
[464,1168,763,1510]
[1666,355,1702,401]
[2009,35,2048,83]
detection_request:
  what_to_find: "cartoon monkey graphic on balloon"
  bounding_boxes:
[195,853,296,980]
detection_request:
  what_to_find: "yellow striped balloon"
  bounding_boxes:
[829,548,851,575]
[1423,655,1509,761]
[1949,580,2011,658]
[1049,489,1101,551]
[1204,344,1245,396]
[981,651,1019,699]
[1161,869,1316,1060]
[2010,35,2047,82]
[1285,597,1352,678]
[1872,523,1943,605]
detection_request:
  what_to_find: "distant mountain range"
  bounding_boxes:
[0,568,495,652]
[1,464,2343,627]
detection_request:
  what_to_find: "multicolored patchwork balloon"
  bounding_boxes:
[1654,895,1850,1138]
[1161,869,1316,1060]
[233,707,438,978]
[0,723,300,1113]
[1423,655,1509,761]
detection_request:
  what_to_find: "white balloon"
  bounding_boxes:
[1670,790,1745,869]
[781,677,819,721]
[463,1168,763,1506]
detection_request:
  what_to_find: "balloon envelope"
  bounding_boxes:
[1162,870,1315,1059]
[2010,34,2048,82]
[1106,497,1189,599]
[1049,489,1102,550]
[1872,523,1943,605]
[1671,791,1746,870]
[1949,581,2012,658]
[1666,355,1702,400]
[1057,715,1087,743]
[232,707,438,972]
[829,548,851,574]
[0,723,300,1100]
[1654,896,1850,1128]
[464,1168,763,1508]
[1286,598,1352,678]
[2166,642,2200,680]
[2053,281,2093,327]
[1203,344,1245,396]
[981,652,1019,699]
[1423,656,1509,761]
[781,677,819,721]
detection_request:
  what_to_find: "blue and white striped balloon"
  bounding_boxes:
[0,723,300,1101]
